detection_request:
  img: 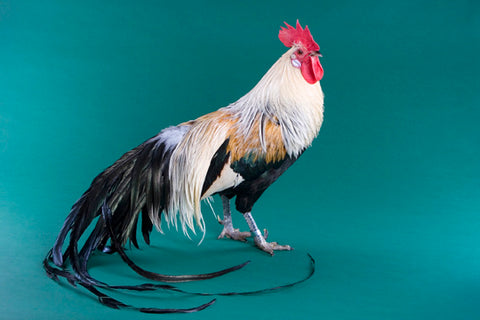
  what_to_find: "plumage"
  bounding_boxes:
[44,20,325,313]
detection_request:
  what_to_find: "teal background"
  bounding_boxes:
[1,0,479,319]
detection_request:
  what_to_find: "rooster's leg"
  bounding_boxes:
[217,195,251,242]
[243,211,292,255]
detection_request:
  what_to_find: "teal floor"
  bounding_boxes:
[1,1,479,319]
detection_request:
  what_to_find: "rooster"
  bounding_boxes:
[44,20,324,313]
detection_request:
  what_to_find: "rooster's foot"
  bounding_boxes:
[253,230,293,255]
[217,218,251,242]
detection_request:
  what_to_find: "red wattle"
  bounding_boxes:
[301,56,324,84]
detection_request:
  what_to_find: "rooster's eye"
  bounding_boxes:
[297,49,303,55]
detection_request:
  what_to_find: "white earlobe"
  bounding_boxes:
[291,59,301,68]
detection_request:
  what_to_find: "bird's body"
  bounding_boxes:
[44,21,325,313]
[141,48,323,237]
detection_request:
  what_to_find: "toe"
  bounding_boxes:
[271,243,293,251]
[218,228,251,242]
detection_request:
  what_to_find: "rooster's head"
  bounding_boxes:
[279,20,323,84]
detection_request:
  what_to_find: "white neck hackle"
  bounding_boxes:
[227,47,324,157]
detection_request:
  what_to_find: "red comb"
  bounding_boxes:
[278,20,319,52]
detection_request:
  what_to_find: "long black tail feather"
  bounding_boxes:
[106,253,316,297]
[52,206,79,266]
[80,283,217,314]
[43,132,250,313]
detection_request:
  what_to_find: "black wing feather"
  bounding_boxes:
[201,138,231,197]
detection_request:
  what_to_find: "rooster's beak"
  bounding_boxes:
[311,50,323,57]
